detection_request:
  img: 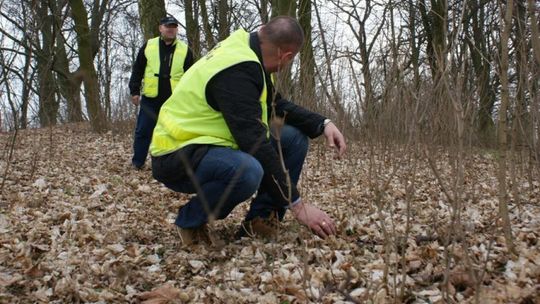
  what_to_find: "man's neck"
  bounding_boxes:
[161,37,175,45]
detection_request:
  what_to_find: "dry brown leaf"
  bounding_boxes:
[138,284,186,304]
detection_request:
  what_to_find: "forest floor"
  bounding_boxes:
[0,124,539,303]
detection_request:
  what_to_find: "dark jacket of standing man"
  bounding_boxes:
[128,15,194,169]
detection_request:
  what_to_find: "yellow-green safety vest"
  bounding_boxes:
[142,37,188,98]
[150,29,268,156]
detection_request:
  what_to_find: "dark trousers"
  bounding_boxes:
[166,125,309,228]
[132,98,164,168]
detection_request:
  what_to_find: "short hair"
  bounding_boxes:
[260,16,304,51]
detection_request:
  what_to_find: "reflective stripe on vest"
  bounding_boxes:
[150,29,268,156]
[142,37,188,98]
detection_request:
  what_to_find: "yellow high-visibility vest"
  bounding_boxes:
[150,29,268,156]
[142,37,188,98]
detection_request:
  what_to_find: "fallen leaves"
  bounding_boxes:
[0,125,539,303]
[138,284,188,304]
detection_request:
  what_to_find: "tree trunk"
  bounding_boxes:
[20,39,33,129]
[297,0,316,108]
[198,0,215,49]
[260,0,270,23]
[468,0,496,141]
[419,0,447,82]
[408,0,420,90]
[270,0,296,97]
[185,0,201,58]
[497,0,516,255]
[513,0,529,147]
[69,0,107,132]
[138,0,166,40]
[36,0,58,127]
[272,0,296,18]
[54,29,84,123]
[217,0,230,41]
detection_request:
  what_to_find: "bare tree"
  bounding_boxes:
[217,0,230,40]
[331,0,387,123]
[68,0,108,132]
[465,0,498,141]
[297,0,316,107]
[497,0,516,254]
[138,0,166,40]
[185,0,201,58]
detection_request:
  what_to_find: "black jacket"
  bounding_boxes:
[129,37,194,103]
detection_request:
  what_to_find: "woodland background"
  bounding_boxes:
[0,0,539,303]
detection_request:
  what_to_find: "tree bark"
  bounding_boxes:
[512,0,529,147]
[217,0,230,41]
[138,0,166,40]
[497,0,516,255]
[298,0,316,107]
[185,0,201,58]
[69,0,107,132]
[198,0,215,49]
[419,0,448,82]
[270,0,296,97]
[467,0,496,141]
[36,0,58,127]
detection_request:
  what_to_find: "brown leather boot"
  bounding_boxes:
[236,212,280,239]
[176,224,224,247]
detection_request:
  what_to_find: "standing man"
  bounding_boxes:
[129,15,194,170]
[150,16,346,245]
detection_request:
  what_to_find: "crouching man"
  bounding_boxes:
[150,16,346,245]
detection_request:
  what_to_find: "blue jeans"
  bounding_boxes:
[170,125,309,228]
[132,98,164,167]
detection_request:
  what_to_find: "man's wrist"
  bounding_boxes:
[288,197,302,208]
[290,198,304,216]
[323,118,332,130]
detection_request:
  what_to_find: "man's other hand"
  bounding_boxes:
[131,95,141,106]
[291,200,337,239]
[323,122,346,158]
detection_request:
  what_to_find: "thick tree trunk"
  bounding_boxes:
[513,0,529,147]
[419,0,447,82]
[69,0,107,132]
[217,0,230,41]
[54,32,84,123]
[138,0,166,40]
[260,0,270,23]
[198,0,215,49]
[185,0,201,58]
[270,0,296,97]
[298,0,316,108]
[468,0,496,141]
[36,1,58,127]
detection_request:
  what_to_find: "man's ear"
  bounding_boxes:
[282,51,295,61]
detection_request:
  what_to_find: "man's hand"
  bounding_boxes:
[323,122,346,158]
[131,95,141,106]
[291,200,337,239]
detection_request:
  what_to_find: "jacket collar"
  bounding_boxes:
[249,32,274,100]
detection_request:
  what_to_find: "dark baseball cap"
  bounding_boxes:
[160,16,179,25]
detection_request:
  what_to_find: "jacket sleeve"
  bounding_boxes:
[129,43,147,96]
[183,48,195,71]
[206,62,300,207]
[273,93,326,139]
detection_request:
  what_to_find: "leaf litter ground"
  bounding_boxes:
[0,125,539,303]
